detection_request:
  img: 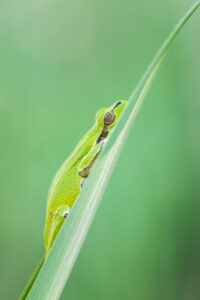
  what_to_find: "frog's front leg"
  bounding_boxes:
[78,141,104,179]
[46,205,70,256]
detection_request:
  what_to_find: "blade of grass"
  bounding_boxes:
[20,258,44,300]
[22,2,200,299]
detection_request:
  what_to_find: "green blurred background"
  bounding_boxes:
[0,0,200,299]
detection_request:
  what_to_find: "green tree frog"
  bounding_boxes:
[44,100,127,256]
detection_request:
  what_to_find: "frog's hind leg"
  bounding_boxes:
[45,205,70,256]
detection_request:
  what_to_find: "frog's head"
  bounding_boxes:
[95,100,128,143]
[96,100,127,129]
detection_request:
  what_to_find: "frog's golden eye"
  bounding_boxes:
[104,112,115,125]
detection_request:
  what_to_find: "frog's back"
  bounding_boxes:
[43,125,100,250]
[47,160,81,210]
[46,125,100,208]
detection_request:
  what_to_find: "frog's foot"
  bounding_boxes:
[55,205,71,219]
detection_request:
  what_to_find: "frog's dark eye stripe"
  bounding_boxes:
[112,101,121,112]
[96,130,109,145]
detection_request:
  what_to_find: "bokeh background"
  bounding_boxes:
[0,0,200,299]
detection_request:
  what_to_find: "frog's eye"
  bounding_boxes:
[104,112,115,125]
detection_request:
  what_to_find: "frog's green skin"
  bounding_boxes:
[44,100,127,256]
